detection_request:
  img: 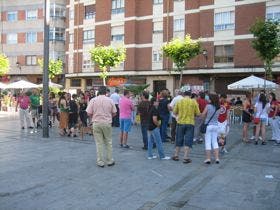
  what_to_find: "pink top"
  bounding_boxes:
[86,95,116,124]
[119,96,133,119]
[17,95,30,109]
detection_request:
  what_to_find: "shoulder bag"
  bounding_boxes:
[200,109,218,134]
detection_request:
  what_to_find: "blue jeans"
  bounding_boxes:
[176,124,194,148]
[147,127,165,159]
[160,114,170,142]
[141,124,148,147]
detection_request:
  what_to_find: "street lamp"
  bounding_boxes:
[16,61,21,80]
[42,0,50,138]
[202,49,208,68]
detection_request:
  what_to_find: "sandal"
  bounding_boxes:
[172,156,179,161]
[261,141,267,145]
[242,139,250,143]
[183,158,192,164]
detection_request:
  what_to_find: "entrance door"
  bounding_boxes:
[153,80,166,95]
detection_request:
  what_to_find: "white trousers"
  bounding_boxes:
[269,117,280,142]
[19,108,32,128]
[205,124,219,150]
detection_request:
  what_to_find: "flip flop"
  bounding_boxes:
[172,156,179,161]
[183,159,192,164]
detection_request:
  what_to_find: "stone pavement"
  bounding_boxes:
[0,111,280,210]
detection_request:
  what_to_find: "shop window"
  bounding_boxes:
[71,79,81,87]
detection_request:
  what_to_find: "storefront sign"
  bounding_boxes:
[107,77,127,87]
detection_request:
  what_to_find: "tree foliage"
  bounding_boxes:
[0,54,10,76]
[90,45,126,85]
[38,59,63,79]
[124,84,150,96]
[250,19,280,79]
[162,35,201,87]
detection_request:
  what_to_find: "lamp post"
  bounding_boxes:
[202,49,208,68]
[16,61,21,80]
[42,0,50,138]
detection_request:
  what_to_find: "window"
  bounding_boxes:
[174,18,185,32]
[153,0,163,4]
[50,51,65,62]
[7,33,17,44]
[50,4,66,18]
[266,6,280,21]
[69,33,73,43]
[85,5,95,19]
[7,11,17,21]
[83,30,94,42]
[153,21,163,33]
[26,56,37,66]
[214,11,235,31]
[111,34,124,42]
[214,45,234,63]
[71,79,81,87]
[49,27,65,41]
[8,56,17,66]
[153,51,162,62]
[112,0,124,14]
[26,10,37,20]
[70,9,74,19]
[26,32,37,43]
[83,59,94,69]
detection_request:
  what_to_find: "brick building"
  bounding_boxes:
[65,0,280,94]
[0,0,66,83]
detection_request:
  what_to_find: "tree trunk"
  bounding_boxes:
[103,77,106,86]
[179,70,183,88]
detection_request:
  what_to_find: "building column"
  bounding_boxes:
[65,78,71,91]
[81,78,86,91]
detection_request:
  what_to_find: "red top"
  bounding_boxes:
[197,98,208,113]
[218,101,231,123]
[17,95,30,109]
[269,100,278,118]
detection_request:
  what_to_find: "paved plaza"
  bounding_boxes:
[0,111,280,210]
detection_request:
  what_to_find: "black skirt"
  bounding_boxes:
[242,111,251,123]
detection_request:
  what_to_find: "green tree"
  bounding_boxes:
[124,84,150,96]
[0,53,10,76]
[162,35,201,88]
[90,45,126,85]
[250,19,280,80]
[38,59,63,79]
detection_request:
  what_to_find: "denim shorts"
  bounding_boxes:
[175,124,194,148]
[120,118,132,132]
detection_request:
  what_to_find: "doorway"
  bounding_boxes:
[153,80,166,95]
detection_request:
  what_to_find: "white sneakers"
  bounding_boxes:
[250,136,262,140]
[147,155,157,160]
[161,156,171,160]
[147,155,171,160]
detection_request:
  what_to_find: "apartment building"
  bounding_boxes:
[0,0,66,83]
[67,0,279,93]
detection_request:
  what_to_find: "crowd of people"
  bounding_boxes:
[7,85,280,167]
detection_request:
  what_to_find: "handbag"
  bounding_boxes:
[253,105,264,125]
[253,117,260,124]
[200,109,218,134]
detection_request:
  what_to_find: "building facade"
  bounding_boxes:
[0,0,66,83]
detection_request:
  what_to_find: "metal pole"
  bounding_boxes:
[42,0,50,138]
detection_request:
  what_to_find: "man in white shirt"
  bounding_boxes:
[110,88,120,127]
[168,89,183,144]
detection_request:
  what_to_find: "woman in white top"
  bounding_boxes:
[201,94,221,164]
[254,93,270,145]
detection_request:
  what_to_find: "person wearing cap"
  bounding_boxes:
[86,86,117,168]
[172,90,200,163]
[168,89,183,144]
